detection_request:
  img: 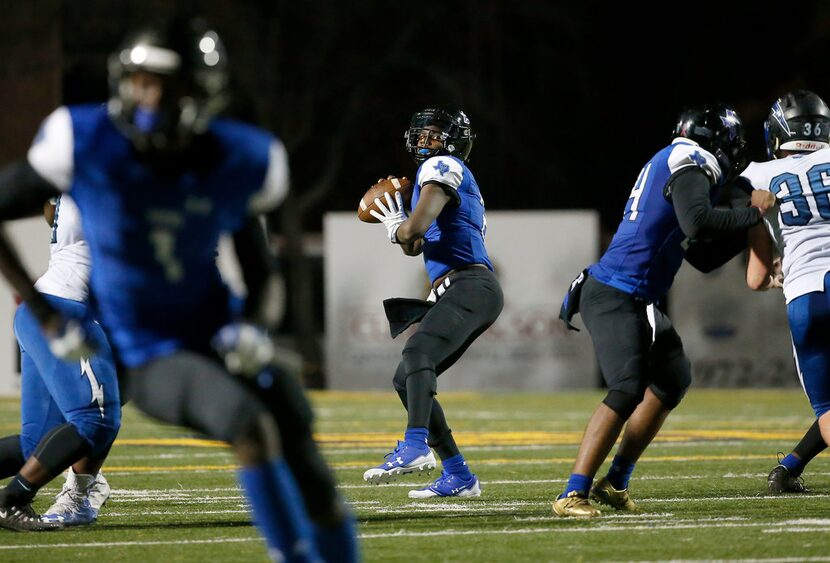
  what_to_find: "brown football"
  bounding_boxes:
[357,177,413,223]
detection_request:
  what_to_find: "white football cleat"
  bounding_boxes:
[87,472,111,510]
[42,468,109,526]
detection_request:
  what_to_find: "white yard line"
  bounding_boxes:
[0,537,262,550]
[44,472,825,496]
[628,558,830,563]
[1,519,828,552]
[357,520,830,538]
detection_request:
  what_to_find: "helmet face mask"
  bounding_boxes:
[405,108,475,164]
[764,90,830,159]
[108,19,229,153]
[672,103,747,180]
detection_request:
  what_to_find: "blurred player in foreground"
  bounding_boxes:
[742,90,830,494]
[555,103,776,517]
[0,195,120,530]
[365,108,503,498]
[0,19,357,561]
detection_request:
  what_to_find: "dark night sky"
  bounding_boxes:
[7,1,830,233]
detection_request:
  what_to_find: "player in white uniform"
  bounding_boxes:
[0,194,121,530]
[743,90,830,494]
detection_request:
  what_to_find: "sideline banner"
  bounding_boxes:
[324,211,599,391]
[0,218,51,396]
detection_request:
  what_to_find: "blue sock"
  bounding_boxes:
[314,511,360,563]
[607,455,636,490]
[441,453,473,480]
[238,460,321,563]
[561,473,592,499]
[781,453,804,475]
[404,427,429,449]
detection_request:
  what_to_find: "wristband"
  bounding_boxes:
[390,223,401,245]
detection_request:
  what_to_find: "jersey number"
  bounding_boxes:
[625,163,652,221]
[770,162,830,226]
[149,228,184,282]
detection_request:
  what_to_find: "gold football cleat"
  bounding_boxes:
[552,491,601,518]
[590,476,638,511]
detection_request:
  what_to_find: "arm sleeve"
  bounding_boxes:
[0,159,62,323]
[232,215,281,327]
[0,160,61,221]
[683,231,747,273]
[730,175,755,196]
[669,168,762,239]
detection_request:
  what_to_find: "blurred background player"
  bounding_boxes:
[553,103,776,517]
[0,194,120,531]
[742,90,830,494]
[0,18,357,561]
[364,108,503,498]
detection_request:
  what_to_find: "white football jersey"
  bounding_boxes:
[740,147,830,303]
[34,194,91,302]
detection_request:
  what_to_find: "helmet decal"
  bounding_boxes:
[769,101,793,137]
[720,108,741,141]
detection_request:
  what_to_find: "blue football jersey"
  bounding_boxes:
[27,105,290,368]
[588,139,723,301]
[411,156,493,283]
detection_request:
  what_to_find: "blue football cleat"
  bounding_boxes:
[408,470,482,499]
[363,440,436,484]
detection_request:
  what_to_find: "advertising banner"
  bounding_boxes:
[324,211,600,391]
[670,256,797,388]
[0,218,51,396]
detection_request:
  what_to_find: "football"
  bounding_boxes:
[358,177,413,223]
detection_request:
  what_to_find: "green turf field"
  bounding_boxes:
[0,389,828,562]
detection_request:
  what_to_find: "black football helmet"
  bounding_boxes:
[107,18,229,152]
[672,103,747,178]
[764,90,830,159]
[404,108,475,164]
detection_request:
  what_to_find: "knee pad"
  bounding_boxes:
[650,380,690,410]
[392,362,407,393]
[401,349,436,378]
[394,349,436,392]
[651,354,692,410]
[603,390,643,420]
[406,369,437,396]
[32,423,92,478]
